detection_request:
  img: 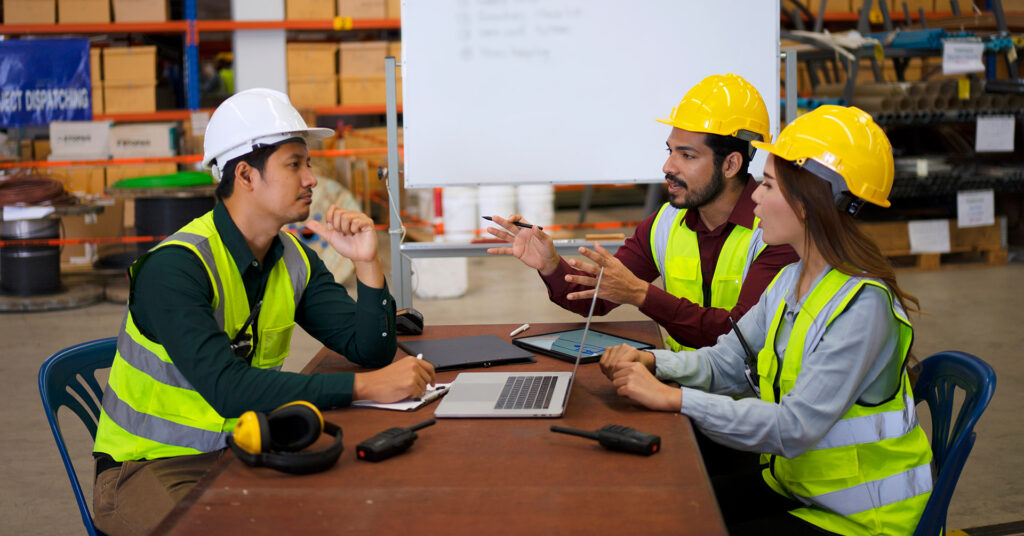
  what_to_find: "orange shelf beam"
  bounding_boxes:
[0,18,400,35]
[195,18,400,32]
[94,110,212,122]
[1,148,394,170]
[314,104,402,115]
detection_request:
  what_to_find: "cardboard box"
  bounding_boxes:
[109,122,176,158]
[286,0,334,19]
[61,198,124,265]
[112,0,168,22]
[58,0,110,23]
[289,76,339,108]
[103,81,157,114]
[339,75,385,106]
[49,121,112,158]
[337,0,385,18]
[90,48,102,82]
[91,83,104,115]
[52,165,106,196]
[386,0,399,18]
[33,139,51,161]
[4,0,56,23]
[286,43,338,78]
[340,41,387,76]
[106,163,177,185]
[103,46,157,83]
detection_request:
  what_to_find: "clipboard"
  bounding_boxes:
[398,335,536,372]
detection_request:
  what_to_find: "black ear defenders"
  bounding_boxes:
[227,401,344,475]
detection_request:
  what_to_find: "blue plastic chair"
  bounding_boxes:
[38,337,117,536]
[912,351,996,536]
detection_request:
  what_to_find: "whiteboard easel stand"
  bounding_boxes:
[383,57,625,310]
[784,50,797,126]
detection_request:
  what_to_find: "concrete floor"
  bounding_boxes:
[3,209,1023,535]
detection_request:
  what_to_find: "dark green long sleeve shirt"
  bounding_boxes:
[129,203,397,417]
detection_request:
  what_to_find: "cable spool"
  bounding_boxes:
[1,218,61,296]
[0,173,76,296]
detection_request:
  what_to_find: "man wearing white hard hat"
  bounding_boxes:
[91,89,434,535]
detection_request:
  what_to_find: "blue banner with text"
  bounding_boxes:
[1,39,93,127]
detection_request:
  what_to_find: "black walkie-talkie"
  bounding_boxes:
[356,418,436,462]
[551,424,661,456]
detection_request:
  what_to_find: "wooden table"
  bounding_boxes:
[156,322,725,535]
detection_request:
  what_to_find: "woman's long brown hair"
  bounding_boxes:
[774,158,920,316]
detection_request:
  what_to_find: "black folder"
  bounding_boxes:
[398,335,536,372]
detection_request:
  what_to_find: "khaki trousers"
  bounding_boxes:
[92,450,222,536]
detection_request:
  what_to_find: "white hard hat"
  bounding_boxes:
[202,88,334,181]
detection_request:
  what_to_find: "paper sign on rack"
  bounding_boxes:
[975,115,1015,153]
[942,40,985,75]
[957,189,995,228]
[908,220,951,254]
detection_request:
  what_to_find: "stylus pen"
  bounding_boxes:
[509,323,530,337]
[482,215,543,231]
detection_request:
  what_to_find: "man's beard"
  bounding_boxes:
[667,166,725,210]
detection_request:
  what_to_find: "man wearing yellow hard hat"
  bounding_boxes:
[487,75,797,350]
[486,73,798,474]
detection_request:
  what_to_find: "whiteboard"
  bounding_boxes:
[400,0,780,188]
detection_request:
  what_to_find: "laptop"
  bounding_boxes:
[434,267,605,418]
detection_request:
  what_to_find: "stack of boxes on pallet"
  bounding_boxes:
[1,0,169,23]
[287,43,339,108]
[284,0,401,20]
[340,41,388,106]
[102,46,157,114]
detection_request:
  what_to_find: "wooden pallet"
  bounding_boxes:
[858,219,1008,271]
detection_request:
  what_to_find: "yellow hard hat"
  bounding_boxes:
[752,105,894,209]
[656,73,771,144]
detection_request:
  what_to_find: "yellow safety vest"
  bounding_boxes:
[757,267,932,535]
[94,212,312,461]
[649,203,766,351]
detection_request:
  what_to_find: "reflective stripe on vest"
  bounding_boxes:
[649,202,766,351]
[94,212,311,461]
[755,264,932,535]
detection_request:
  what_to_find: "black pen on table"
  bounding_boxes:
[482,215,543,231]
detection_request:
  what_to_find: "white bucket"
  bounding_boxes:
[515,185,556,228]
[411,235,468,299]
[441,186,478,241]
[477,185,516,232]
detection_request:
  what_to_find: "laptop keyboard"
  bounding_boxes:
[494,376,557,410]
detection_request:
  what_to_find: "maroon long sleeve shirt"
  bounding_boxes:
[540,177,798,348]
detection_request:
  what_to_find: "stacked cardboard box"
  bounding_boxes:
[3,0,56,23]
[339,41,388,106]
[90,47,103,115]
[103,46,157,114]
[112,0,168,22]
[58,0,110,23]
[337,0,385,18]
[287,43,339,108]
[48,120,110,196]
[286,0,334,19]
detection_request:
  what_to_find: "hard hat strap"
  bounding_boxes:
[800,158,865,216]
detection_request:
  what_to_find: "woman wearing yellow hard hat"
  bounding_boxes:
[599,105,932,535]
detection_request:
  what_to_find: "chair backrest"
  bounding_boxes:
[912,350,996,536]
[38,337,118,536]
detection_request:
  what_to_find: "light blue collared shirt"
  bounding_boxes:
[651,263,905,459]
